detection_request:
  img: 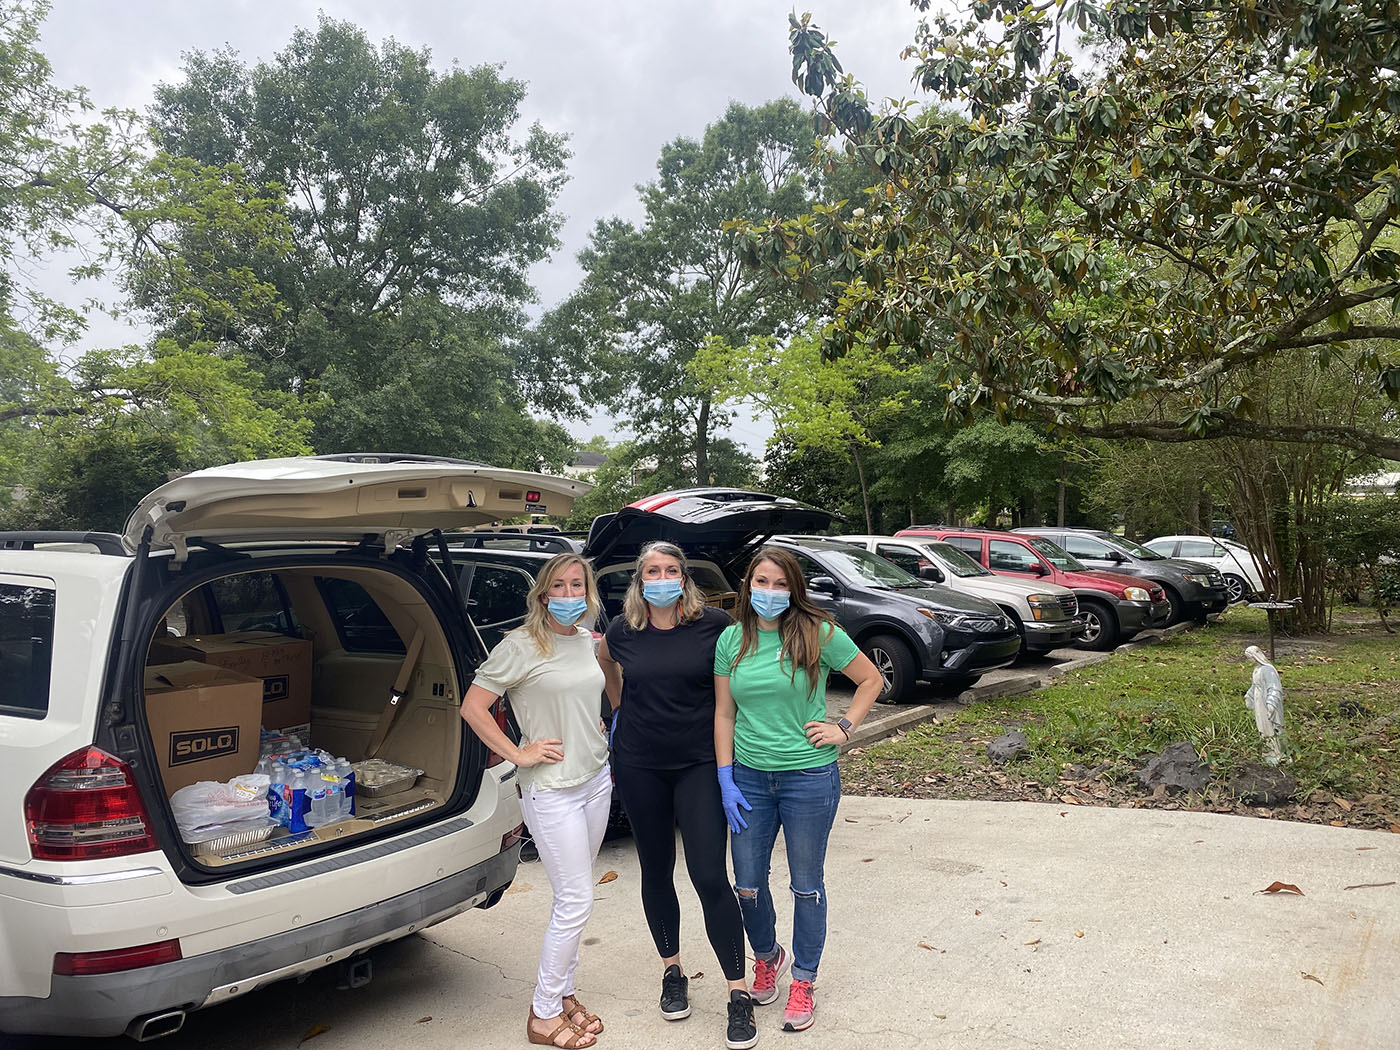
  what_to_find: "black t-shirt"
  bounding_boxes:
[606,605,732,769]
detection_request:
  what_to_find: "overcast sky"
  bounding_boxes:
[36,0,940,453]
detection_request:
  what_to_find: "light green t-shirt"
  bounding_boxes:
[714,622,860,771]
[473,626,608,792]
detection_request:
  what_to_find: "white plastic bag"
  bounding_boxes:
[171,774,274,843]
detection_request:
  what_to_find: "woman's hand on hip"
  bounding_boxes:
[804,720,846,748]
[515,737,564,767]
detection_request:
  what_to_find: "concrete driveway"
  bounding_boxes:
[9,794,1395,1050]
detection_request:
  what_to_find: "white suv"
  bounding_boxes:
[0,457,587,1039]
[1144,535,1266,604]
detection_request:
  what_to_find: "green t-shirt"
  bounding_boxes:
[714,621,860,771]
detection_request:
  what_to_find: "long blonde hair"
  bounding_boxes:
[622,540,707,630]
[517,553,601,656]
[729,545,834,692]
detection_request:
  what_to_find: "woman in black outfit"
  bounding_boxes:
[596,541,757,1050]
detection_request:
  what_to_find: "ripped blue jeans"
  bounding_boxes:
[728,761,841,983]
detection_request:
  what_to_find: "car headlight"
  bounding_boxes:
[1123,586,1151,602]
[918,607,971,629]
[1027,594,1062,620]
[1183,573,1212,585]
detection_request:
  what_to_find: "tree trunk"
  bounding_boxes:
[852,444,873,533]
[694,398,710,485]
[1057,458,1067,526]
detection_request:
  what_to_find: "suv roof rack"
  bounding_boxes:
[0,531,129,556]
[442,532,583,555]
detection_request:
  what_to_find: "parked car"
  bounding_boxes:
[830,535,1084,656]
[1144,535,1266,605]
[0,456,589,1039]
[582,489,1020,702]
[1011,527,1231,625]
[894,527,1171,651]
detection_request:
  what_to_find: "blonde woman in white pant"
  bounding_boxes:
[462,553,611,1049]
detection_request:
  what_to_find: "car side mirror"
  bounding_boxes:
[918,565,944,583]
[1110,551,1126,562]
[1030,562,1047,576]
[809,575,840,596]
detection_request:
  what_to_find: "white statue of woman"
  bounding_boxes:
[1244,645,1287,766]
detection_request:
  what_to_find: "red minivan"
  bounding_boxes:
[894,527,1171,650]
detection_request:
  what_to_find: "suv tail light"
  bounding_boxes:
[485,699,512,768]
[53,938,182,976]
[25,746,158,861]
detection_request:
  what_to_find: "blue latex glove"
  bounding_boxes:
[716,764,751,833]
[609,709,619,748]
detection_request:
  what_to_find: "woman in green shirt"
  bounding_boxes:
[713,546,883,1034]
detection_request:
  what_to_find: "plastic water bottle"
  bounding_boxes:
[336,759,355,818]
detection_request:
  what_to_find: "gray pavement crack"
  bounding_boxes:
[415,933,528,987]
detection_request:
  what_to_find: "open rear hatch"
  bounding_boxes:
[124,458,589,870]
[583,488,834,614]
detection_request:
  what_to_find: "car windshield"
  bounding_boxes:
[1108,534,1165,560]
[919,541,990,577]
[1026,537,1086,572]
[816,545,923,588]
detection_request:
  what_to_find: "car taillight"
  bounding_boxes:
[25,746,158,861]
[501,822,526,852]
[485,700,512,768]
[53,938,181,976]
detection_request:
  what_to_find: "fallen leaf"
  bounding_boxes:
[1060,795,1081,805]
[1024,938,1040,946]
[298,1025,331,1046]
[1330,820,1346,828]
[1356,846,1378,851]
[1075,930,1084,938]
[974,909,981,916]
[1258,881,1305,895]
[861,857,874,863]
[916,941,944,952]
[1334,797,1353,811]
[1301,972,1324,985]
[1343,881,1396,891]
[415,1017,432,1024]
[934,1014,947,1020]
[844,817,859,823]
[1027,918,1042,922]
[691,971,704,979]
[597,871,618,885]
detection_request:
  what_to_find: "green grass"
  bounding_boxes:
[843,605,1400,813]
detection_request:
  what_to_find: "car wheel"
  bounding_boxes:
[1223,574,1248,604]
[1160,584,1185,627]
[1075,598,1119,651]
[863,633,917,704]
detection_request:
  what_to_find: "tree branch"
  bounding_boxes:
[1078,418,1400,460]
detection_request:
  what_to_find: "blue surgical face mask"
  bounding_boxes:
[642,578,685,608]
[749,587,790,621]
[547,596,588,626]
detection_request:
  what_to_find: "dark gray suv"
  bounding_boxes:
[1012,528,1230,626]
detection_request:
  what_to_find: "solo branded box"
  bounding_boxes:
[149,631,313,732]
[144,662,263,795]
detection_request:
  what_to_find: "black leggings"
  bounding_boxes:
[612,760,746,981]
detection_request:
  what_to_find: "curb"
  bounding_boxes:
[840,618,1197,754]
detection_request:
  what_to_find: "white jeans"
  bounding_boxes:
[518,763,613,1018]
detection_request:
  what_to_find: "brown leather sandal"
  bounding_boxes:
[562,993,604,1034]
[526,1008,596,1049]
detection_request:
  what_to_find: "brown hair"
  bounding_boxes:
[517,553,601,657]
[729,545,834,692]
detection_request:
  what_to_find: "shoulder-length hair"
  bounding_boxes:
[729,545,834,691]
[516,552,601,657]
[621,540,707,630]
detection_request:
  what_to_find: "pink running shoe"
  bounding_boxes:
[750,945,790,1005]
[782,979,815,1032]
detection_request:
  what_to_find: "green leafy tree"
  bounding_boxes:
[538,100,817,483]
[148,17,570,451]
[736,3,1400,459]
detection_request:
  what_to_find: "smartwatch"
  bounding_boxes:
[836,717,853,739]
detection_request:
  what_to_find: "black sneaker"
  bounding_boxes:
[726,990,758,1049]
[660,964,690,1020]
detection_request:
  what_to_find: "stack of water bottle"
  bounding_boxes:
[256,747,356,833]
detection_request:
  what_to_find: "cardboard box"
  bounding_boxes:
[149,631,313,732]
[144,662,263,795]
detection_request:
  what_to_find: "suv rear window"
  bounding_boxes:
[0,579,56,719]
[319,577,407,653]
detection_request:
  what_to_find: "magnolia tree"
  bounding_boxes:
[734,1,1400,458]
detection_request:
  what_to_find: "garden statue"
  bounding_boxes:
[1243,645,1288,766]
